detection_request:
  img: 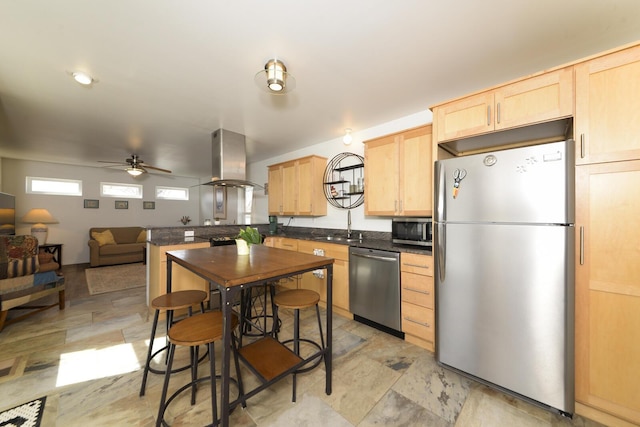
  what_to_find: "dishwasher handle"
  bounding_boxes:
[351,252,398,263]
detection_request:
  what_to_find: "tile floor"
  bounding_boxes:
[0,264,605,427]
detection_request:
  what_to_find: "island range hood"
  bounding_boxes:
[202,128,262,188]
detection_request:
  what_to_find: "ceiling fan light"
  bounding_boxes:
[265,59,286,92]
[126,166,144,176]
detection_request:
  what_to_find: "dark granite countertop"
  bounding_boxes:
[147,224,431,256]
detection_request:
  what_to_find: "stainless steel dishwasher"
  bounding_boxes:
[349,247,402,337]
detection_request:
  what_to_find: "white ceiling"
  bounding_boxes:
[1,1,640,178]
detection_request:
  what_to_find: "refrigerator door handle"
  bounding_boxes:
[437,222,446,282]
[435,161,445,222]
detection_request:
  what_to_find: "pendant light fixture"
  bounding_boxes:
[255,59,296,94]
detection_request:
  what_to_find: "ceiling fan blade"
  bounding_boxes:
[98,160,127,165]
[140,164,172,174]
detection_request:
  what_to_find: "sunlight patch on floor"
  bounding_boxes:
[56,343,141,387]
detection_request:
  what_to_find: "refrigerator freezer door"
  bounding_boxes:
[435,222,574,413]
[435,140,574,225]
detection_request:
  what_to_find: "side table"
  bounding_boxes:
[39,243,62,270]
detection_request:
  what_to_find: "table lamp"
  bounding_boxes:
[21,208,58,244]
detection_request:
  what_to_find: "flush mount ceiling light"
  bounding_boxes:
[254,59,296,94]
[126,166,145,176]
[343,128,353,145]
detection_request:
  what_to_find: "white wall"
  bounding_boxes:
[248,110,433,232]
[2,159,203,265]
[0,109,433,264]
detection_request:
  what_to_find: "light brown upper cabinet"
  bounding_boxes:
[364,125,432,216]
[432,67,574,144]
[575,44,640,164]
[268,155,327,216]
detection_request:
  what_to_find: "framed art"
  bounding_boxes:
[84,199,99,209]
[214,187,226,219]
[143,201,155,210]
[115,200,128,209]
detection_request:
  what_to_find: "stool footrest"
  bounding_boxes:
[238,336,302,382]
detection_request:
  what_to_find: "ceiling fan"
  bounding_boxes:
[98,154,172,176]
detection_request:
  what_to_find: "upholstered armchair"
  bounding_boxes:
[0,235,65,332]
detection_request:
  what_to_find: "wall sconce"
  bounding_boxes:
[255,59,296,94]
[343,128,353,145]
[21,208,58,244]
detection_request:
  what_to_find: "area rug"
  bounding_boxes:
[0,396,46,427]
[85,263,145,295]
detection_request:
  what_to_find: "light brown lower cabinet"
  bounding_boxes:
[297,240,350,318]
[400,252,434,352]
[575,160,640,426]
[148,242,210,314]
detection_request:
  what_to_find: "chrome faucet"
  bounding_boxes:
[347,210,352,239]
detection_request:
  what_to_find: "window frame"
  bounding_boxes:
[26,176,83,196]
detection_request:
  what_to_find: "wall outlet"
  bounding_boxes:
[184,230,194,237]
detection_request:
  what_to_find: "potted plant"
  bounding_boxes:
[235,226,262,255]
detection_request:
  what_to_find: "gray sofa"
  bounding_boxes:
[88,227,146,267]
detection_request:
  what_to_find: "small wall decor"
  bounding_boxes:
[115,200,128,209]
[143,201,155,210]
[84,199,99,209]
[214,187,227,219]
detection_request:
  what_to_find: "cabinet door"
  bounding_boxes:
[268,166,284,215]
[575,161,640,424]
[575,45,640,164]
[433,92,494,143]
[364,134,399,215]
[399,125,432,215]
[494,67,573,131]
[281,161,298,215]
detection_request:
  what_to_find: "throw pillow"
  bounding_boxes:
[136,230,147,243]
[91,230,116,246]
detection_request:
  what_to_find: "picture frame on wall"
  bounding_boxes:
[115,200,128,209]
[84,199,99,209]
[143,201,155,210]
[214,187,226,219]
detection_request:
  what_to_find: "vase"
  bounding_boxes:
[235,239,250,255]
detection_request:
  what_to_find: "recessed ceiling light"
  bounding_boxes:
[71,71,94,85]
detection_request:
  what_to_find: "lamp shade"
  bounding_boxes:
[21,208,58,245]
[21,208,58,224]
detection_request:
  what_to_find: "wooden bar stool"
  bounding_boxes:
[273,288,325,402]
[156,311,246,427]
[140,290,207,396]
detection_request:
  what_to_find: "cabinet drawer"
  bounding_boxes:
[402,302,434,342]
[297,240,349,261]
[400,253,433,276]
[401,272,433,308]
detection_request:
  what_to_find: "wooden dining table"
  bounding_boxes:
[165,244,335,426]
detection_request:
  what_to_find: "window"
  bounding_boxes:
[156,186,189,201]
[26,177,82,196]
[100,182,143,199]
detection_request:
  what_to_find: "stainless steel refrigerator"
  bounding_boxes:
[434,140,575,415]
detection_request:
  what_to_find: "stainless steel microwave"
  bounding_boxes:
[392,217,432,247]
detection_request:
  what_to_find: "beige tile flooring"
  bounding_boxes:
[0,264,605,427]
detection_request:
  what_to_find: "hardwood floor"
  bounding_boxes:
[0,264,604,426]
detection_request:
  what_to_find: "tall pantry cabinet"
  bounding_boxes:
[574,43,640,427]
